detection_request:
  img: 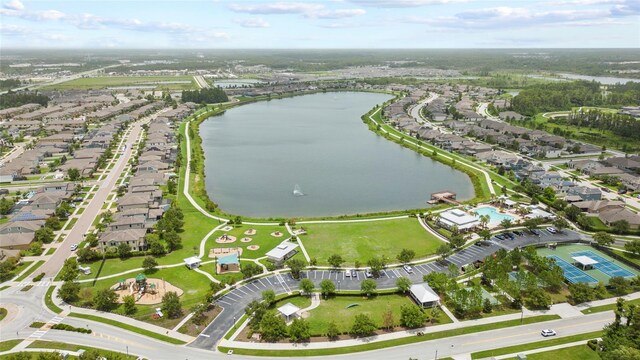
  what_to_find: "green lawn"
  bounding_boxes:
[0,339,21,352]
[41,75,197,91]
[219,314,559,357]
[64,218,78,230]
[206,224,289,260]
[45,286,63,314]
[471,331,602,359]
[582,298,640,314]
[302,294,449,335]
[503,344,600,360]
[610,248,640,267]
[0,307,7,321]
[8,261,33,281]
[26,340,138,359]
[303,218,443,265]
[14,260,44,281]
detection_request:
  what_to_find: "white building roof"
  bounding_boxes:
[266,241,299,261]
[277,302,300,317]
[183,256,201,266]
[410,283,440,304]
[572,256,598,266]
[439,209,480,230]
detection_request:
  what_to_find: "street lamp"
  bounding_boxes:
[337,280,340,292]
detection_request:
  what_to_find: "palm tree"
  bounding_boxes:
[479,214,490,229]
[500,218,513,229]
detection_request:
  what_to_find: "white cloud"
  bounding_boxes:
[347,0,467,7]
[2,0,24,11]
[234,17,271,28]
[0,23,31,35]
[228,2,324,15]
[228,2,365,19]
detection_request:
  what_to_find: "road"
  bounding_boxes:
[0,280,614,360]
[0,142,26,167]
[194,75,209,89]
[1,65,120,94]
[36,118,147,278]
[408,92,439,127]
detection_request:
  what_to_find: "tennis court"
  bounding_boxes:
[571,250,636,278]
[547,255,598,284]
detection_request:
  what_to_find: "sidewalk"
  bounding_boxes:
[575,291,640,311]
[491,339,600,359]
[51,284,194,343]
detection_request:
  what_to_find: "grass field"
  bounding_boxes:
[41,76,197,91]
[471,331,602,359]
[610,248,640,267]
[26,340,138,358]
[14,260,44,281]
[302,293,449,335]
[503,344,600,360]
[0,307,7,321]
[0,339,21,352]
[582,297,640,314]
[302,218,443,265]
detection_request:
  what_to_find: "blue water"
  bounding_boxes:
[474,207,514,224]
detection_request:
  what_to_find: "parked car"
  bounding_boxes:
[345,269,351,277]
[365,269,373,278]
[531,229,541,236]
[541,329,557,337]
[603,188,611,193]
[495,234,505,240]
[403,265,413,274]
[351,269,357,277]
[70,244,78,251]
[513,231,523,236]
[547,227,557,234]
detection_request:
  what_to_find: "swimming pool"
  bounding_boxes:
[474,206,514,224]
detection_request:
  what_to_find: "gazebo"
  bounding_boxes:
[572,256,598,270]
[277,302,300,322]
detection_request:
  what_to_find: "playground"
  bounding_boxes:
[111,274,184,305]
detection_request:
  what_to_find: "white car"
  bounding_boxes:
[541,329,557,337]
[70,244,78,251]
[403,265,413,274]
[546,227,557,234]
[345,269,352,277]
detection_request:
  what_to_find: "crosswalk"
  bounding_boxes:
[28,316,64,339]
[17,279,51,287]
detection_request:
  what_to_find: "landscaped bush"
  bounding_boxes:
[33,272,45,282]
[30,321,45,328]
[52,323,92,333]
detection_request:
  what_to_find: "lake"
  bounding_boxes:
[200,92,474,217]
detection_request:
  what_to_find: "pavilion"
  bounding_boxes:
[277,302,300,322]
[572,255,598,270]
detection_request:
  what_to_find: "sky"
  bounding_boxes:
[1,0,639,49]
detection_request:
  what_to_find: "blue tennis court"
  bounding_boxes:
[571,251,635,278]
[547,255,598,284]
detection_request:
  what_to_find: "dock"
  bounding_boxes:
[428,191,460,205]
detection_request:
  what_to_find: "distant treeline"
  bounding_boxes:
[511,81,640,116]
[0,79,21,91]
[0,91,49,109]
[562,110,640,141]
[181,88,228,104]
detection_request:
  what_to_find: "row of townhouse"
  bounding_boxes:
[98,103,194,251]
[569,156,640,193]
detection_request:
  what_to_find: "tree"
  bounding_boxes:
[624,239,640,255]
[288,318,311,342]
[164,230,181,252]
[0,197,13,215]
[117,243,131,259]
[397,249,415,264]
[569,282,595,304]
[34,227,55,244]
[448,263,459,278]
[93,288,118,311]
[609,276,630,296]
[299,278,315,295]
[527,287,551,309]
[382,309,394,330]
[241,262,262,279]
[262,289,276,307]
[400,304,428,328]
[259,312,288,342]
[350,314,377,337]
[478,229,492,240]
[59,258,79,281]
[612,220,630,234]
[552,217,569,233]
[450,234,465,249]
[483,298,493,313]
[142,256,158,272]
[162,291,182,318]
[436,244,452,261]
[355,275,376,296]
[396,276,412,293]
[367,257,384,277]
[326,321,340,339]
[58,281,80,302]
[76,247,99,263]
[146,235,166,256]
[320,279,336,298]
[565,205,582,222]
[67,168,81,181]
[423,272,450,293]
[594,232,615,247]
[286,258,305,280]
[123,295,136,315]
[327,254,344,269]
